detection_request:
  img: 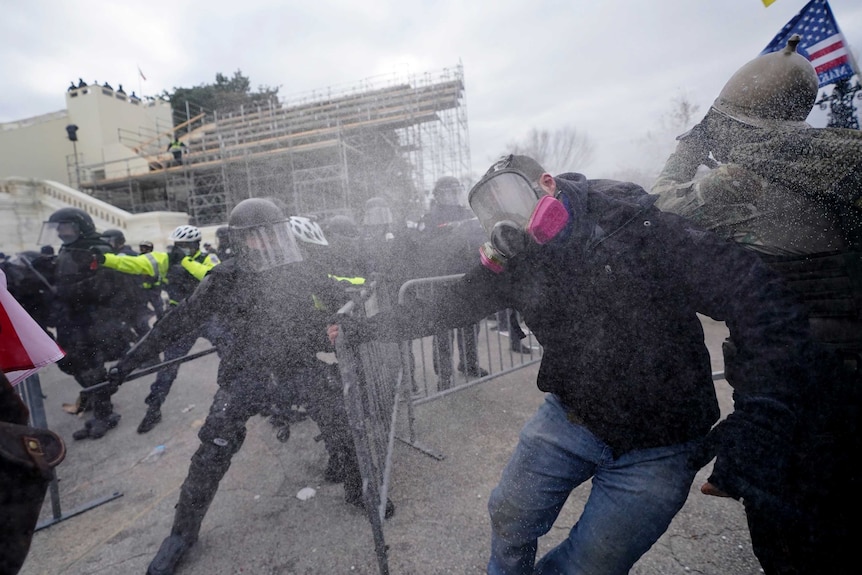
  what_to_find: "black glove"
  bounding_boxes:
[168,246,185,265]
[89,247,106,266]
[107,363,131,387]
[695,395,796,512]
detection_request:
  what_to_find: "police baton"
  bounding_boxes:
[80,347,219,395]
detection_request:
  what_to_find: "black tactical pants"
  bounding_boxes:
[169,363,361,542]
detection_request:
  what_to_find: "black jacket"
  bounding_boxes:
[365,173,812,455]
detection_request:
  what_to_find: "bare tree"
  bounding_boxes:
[505,126,595,174]
[606,92,701,188]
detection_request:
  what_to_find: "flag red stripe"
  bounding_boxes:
[0,301,34,371]
[815,54,848,74]
[809,41,843,60]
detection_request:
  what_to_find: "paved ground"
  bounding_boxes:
[19,316,765,575]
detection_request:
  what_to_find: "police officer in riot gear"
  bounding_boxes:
[215,226,232,261]
[37,208,131,439]
[109,198,376,575]
[652,36,862,575]
[101,228,154,339]
[94,224,222,433]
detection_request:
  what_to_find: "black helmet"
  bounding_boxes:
[228,198,303,271]
[321,214,360,239]
[47,207,96,235]
[40,207,96,245]
[101,228,126,249]
[363,196,393,226]
[433,176,464,205]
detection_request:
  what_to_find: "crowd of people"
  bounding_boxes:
[3,36,859,575]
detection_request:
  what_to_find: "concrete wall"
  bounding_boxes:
[0,86,173,188]
[0,178,189,254]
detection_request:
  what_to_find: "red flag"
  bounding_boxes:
[0,269,64,386]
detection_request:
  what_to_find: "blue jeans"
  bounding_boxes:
[488,394,699,575]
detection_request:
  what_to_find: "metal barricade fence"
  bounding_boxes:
[16,374,123,530]
[334,282,403,575]
[332,275,549,575]
[396,274,543,459]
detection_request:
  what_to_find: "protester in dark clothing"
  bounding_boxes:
[37,208,134,440]
[109,198,374,575]
[651,37,862,575]
[331,154,813,575]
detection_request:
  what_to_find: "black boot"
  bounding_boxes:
[510,340,533,354]
[72,413,121,440]
[146,534,194,575]
[458,363,489,378]
[137,405,162,434]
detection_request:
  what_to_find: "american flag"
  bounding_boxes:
[761,0,857,87]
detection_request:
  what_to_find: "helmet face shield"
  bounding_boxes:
[468,170,544,257]
[38,221,80,245]
[363,206,393,226]
[233,220,303,272]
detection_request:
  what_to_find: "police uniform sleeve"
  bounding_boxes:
[114,271,217,377]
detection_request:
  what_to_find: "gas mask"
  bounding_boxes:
[468,169,569,273]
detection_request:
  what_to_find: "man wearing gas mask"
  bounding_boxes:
[330,154,814,574]
[109,198,373,575]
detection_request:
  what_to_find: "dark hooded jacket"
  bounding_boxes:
[362,173,812,455]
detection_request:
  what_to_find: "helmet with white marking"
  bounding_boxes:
[289,216,329,246]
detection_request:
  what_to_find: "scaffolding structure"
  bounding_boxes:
[80,65,470,225]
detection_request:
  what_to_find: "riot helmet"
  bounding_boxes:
[321,215,360,239]
[433,176,465,206]
[362,197,394,226]
[228,198,302,272]
[101,228,126,251]
[168,225,202,257]
[38,207,97,245]
[712,35,818,128]
[139,240,154,254]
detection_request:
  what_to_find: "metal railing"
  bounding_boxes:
[333,284,403,575]
[395,275,542,459]
[332,275,544,575]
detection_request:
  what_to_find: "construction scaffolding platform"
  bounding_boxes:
[80,65,471,226]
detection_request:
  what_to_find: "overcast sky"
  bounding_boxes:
[2,0,860,179]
